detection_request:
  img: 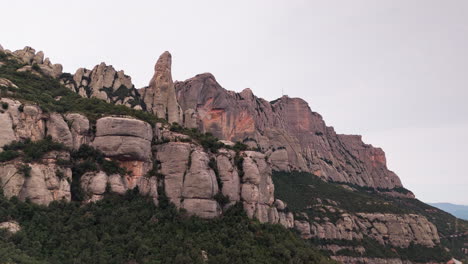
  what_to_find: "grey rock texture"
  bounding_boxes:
[0,78,18,88]
[80,171,158,203]
[0,221,21,234]
[92,116,152,161]
[60,63,142,109]
[141,51,182,123]
[92,116,153,189]
[175,73,403,189]
[64,113,90,150]
[47,113,73,149]
[0,160,71,205]
[304,212,440,248]
[0,99,45,147]
[11,46,63,78]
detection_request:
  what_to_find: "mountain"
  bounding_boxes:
[0,45,467,263]
[430,203,468,221]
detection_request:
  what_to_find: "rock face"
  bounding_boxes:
[10,46,63,78]
[152,128,289,222]
[0,98,46,149]
[92,116,153,187]
[80,171,158,203]
[175,74,402,189]
[64,113,90,150]
[60,63,143,109]
[141,51,182,123]
[306,212,440,248]
[0,154,72,205]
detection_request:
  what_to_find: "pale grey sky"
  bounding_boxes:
[1,0,467,204]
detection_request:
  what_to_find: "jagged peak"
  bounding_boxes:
[154,51,172,73]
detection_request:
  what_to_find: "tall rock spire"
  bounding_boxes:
[143,51,182,123]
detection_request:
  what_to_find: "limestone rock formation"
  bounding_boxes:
[175,74,402,189]
[141,51,182,123]
[0,78,18,88]
[0,158,72,205]
[0,98,46,148]
[80,171,158,203]
[92,116,153,188]
[0,221,21,234]
[9,46,63,78]
[46,113,73,149]
[60,63,143,109]
[152,128,287,221]
[64,113,90,150]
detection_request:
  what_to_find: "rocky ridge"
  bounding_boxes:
[1,46,63,78]
[60,63,143,109]
[175,74,403,190]
[1,45,460,263]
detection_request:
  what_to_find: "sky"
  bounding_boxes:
[1,0,467,205]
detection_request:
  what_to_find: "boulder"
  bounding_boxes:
[92,117,152,161]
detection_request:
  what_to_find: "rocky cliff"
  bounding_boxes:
[175,73,402,190]
[1,45,465,263]
[141,51,183,123]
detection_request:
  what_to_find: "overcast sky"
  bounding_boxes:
[1,0,467,205]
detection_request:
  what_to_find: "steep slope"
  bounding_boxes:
[1,45,467,263]
[174,71,403,190]
[272,171,468,263]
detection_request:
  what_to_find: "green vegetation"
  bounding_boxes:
[0,190,336,264]
[2,136,66,163]
[272,171,462,262]
[272,171,406,214]
[0,150,20,162]
[170,123,225,153]
[70,144,126,201]
[213,192,230,207]
[0,51,162,126]
[16,164,32,178]
[1,102,8,109]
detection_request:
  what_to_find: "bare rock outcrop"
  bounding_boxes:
[215,149,240,202]
[355,213,440,248]
[46,113,73,149]
[0,98,45,147]
[175,73,403,189]
[80,171,158,203]
[60,63,142,109]
[0,158,71,205]
[10,46,63,78]
[304,212,440,248]
[141,51,182,123]
[0,78,18,88]
[92,116,153,188]
[64,113,90,150]
[0,221,21,234]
